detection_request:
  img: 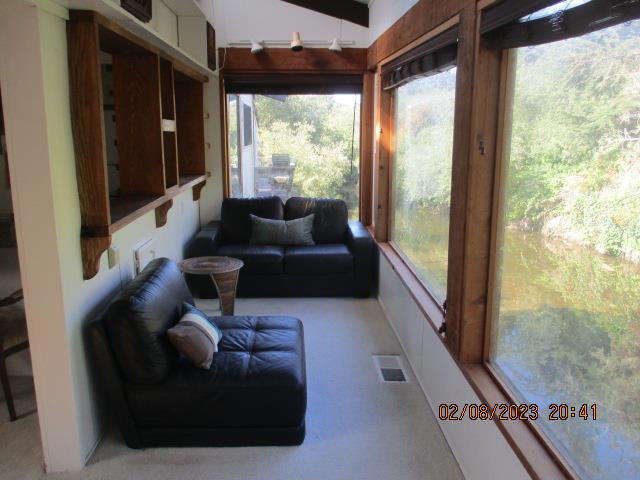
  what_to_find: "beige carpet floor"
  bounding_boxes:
[0,297,464,480]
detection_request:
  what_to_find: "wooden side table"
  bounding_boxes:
[180,256,244,315]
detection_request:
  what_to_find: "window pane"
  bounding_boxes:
[227,94,360,219]
[391,69,457,302]
[491,20,640,480]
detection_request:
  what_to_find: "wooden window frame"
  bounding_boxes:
[383,72,457,314]
[372,16,460,321]
[369,1,577,479]
[217,47,372,223]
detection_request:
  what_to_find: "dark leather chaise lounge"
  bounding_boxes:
[186,196,374,298]
[88,258,307,448]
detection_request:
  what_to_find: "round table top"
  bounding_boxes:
[180,256,244,275]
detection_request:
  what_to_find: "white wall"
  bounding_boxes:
[0,0,222,472]
[149,0,178,45]
[212,0,370,48]
[377,255,532,480]
[368,0,418,44]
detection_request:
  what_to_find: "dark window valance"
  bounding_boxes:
[224,74,363,95]
[482,0,640,49]
[381,27,459,91]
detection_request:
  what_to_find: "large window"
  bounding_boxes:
[390,68,457,302]
[490,17,640,480]
[226,93,361,219]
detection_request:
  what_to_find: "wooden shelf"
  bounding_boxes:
[179,174,203,187]
[52,0,215,78]
[68,11,209,280]
[109,195,165,232]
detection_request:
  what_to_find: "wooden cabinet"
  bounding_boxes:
[68,11,209,280]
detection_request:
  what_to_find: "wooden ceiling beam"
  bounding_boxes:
[281,0,369,28]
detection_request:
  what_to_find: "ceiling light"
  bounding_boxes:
[250,40,264,54]
[291,32,303,51]
[329,38,342,52]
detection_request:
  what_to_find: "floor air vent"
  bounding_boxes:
[373,355,408,383]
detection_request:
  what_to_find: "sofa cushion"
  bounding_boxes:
[249,214,315,246]
[221,196,284,244]
[217,244,285,275]
[285,244,353,275]
[125,316,306,429]
[105,258,194,385]
[284,197,348,244]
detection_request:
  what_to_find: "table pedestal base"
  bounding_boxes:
[211,270,240,315]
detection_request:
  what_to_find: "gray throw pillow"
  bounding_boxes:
[250,213,315,245]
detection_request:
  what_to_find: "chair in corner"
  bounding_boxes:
[0,289,29,421]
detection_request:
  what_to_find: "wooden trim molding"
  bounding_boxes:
[463,364,572,480]
[368,0,473,67]
[378,242,445,332]
[359,72,375,226]
[219,47,368,74]
[154,199,173,228]
[372,84,393,242]
[444,3,480,359]
[192,180,206,201]
[218,75,230,199]
[81,236,111,280]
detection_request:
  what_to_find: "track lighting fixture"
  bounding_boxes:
[250,40,264,54]
[291,32,303,51]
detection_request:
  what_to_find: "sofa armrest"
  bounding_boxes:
[186,221,222,258]
[184,221,222,298]
[346,221,374,298]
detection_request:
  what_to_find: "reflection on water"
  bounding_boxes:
[495,230,640,480]
[392,208,450,302]
[396,209,640,479]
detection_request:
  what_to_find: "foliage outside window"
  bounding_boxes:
[226,94,361,219]
[390,68,457,302]
[490,20,640,480]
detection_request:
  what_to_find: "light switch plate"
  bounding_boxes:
[107,246,119,269]
[134,239,156,274]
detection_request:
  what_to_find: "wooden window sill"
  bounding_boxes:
[377,241,444,334]
[462,364,573,480]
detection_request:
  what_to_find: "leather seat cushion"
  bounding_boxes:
[217,245,285,275]
[221,196,284,244]
[285,244,353,275]
[284,197,348,244]
[105,258,194,385]
[126,316,306,428]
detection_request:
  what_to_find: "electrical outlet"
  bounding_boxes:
[107,246,119,269]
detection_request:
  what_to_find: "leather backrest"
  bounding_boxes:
[284,197,348,244]
[221,196,284,244]
[104,258,194,385]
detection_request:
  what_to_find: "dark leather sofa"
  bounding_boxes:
[186,196,374,298]
[88,258,307,448]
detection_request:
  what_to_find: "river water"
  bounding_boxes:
[394,210,640,479]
